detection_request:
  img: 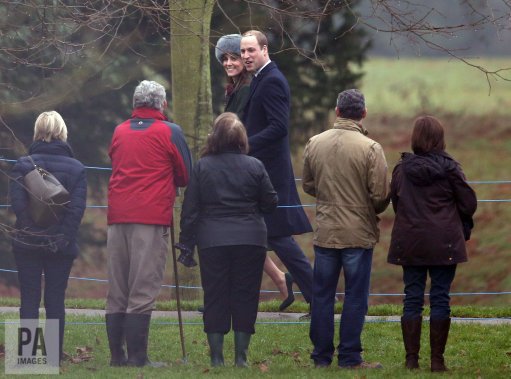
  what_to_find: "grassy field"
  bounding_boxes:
[357,57,511,117]
[1,312,511,378]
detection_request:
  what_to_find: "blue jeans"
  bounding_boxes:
[309,246,373,367]
[14,250,75,358]
[402,265,457,320]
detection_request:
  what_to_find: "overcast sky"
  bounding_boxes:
[356,0,511,57]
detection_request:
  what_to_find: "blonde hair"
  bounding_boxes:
[33,111,68,142]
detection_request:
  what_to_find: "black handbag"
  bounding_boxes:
[24,156,70,227]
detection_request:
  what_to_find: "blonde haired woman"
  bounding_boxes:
[10,111,87,364]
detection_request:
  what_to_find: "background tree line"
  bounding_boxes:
[0,0,369,287]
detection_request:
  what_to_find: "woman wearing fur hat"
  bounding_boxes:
[215,34,295,311]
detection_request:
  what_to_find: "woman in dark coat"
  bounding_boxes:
[10,111,87,364]
[388,115,477,372]
[179,112,278,367]
[214,34,295,311]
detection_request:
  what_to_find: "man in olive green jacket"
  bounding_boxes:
[303,89,390,369]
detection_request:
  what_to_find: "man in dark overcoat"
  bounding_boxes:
[240,30,313,305]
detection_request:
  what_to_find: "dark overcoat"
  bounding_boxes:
[225,83,250,120]
[387,151,477,266]
[242,61,312,237]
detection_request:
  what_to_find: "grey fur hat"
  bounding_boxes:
[215,34,242,63]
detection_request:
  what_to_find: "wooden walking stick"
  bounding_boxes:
[170,221,187,363]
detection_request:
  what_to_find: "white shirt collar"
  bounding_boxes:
[254,59,272,77]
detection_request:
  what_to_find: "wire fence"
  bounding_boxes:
[1,157,511,301]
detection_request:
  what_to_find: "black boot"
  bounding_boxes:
[278,273,295,311]
[234,332,251,367]
[125,313,166,367]
[207,333,224,367]
[401,316,421,369]
[430,318,451,372]
[106,313,127,366]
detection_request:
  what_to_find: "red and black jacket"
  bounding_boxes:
[108,108,192,226]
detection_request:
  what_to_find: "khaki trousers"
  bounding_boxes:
[106,224,168,315]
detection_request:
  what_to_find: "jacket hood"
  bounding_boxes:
[401,151,457,186]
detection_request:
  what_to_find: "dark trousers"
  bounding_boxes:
[402,265,457,320]
[199,245,266,334]
[14,250,75,357]
[268,236,313,303]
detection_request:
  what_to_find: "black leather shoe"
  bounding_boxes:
[278,273,295,311]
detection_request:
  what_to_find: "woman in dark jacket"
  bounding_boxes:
[179,112,278,367]
[214,34,295,311]
[388,115,477,372]
[10,111,87,363]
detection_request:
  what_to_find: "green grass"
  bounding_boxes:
[357,57,511,117]
[1,313,510,378]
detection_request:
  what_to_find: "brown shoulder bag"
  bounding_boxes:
[24,156,70,227]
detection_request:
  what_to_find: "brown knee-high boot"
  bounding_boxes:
[430,318,451,372]
[401,316,422,369]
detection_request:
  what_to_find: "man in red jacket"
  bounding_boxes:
[106,80,192,367]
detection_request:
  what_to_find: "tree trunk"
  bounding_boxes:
[169,0,215,301]
[170,0,215,159]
